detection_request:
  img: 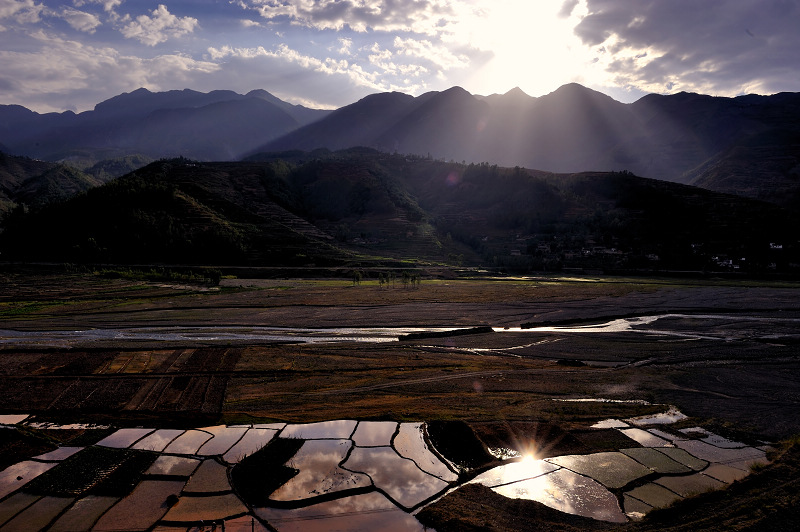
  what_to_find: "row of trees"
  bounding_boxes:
[352,270,422,288]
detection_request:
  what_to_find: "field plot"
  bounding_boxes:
[1,272,800,530]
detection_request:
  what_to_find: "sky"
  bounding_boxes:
[1,0,799,113]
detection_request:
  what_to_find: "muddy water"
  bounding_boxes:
[2,313,797,348]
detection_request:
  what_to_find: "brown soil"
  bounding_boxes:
[2,271,800,530]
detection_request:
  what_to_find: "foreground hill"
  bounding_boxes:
[0,88,331,163]
[0,152,102,216]
[2,150,797,274]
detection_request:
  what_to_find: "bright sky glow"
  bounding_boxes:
[1,0,798,113]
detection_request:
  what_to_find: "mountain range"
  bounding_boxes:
[1,84,799,208]
[2,151,796,274]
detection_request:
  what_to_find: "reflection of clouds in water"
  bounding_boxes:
[97,428,155,448]
[493,469,626,523]
[343,447,449,510]
[163,429,213,454]
[196,426,250,456]
[255,492,425,532]
[223,429,279,464]
[352,421,398,447]
[469,458,559,487]
[0,461,59,499]
[271,440,372,501]
[132,429,185,452]
[281,420,357,440]
[394,423,458,482]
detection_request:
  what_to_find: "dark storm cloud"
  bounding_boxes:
[574,0,800,95]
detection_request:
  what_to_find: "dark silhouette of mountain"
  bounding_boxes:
[0,151,101,215]
[264,91,418,152]
[3,151,797,274]
[253,84,800,205]
[0,89,331,163]
[3,84,800,206]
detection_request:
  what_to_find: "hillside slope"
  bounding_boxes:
[2,151,797,273]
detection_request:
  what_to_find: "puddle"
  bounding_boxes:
[673,440,766,465]
[545,452,652,489]
[183,459,232,493]
[0,496,73,531]
[0,414,770,529]
[163,493,249,523]
[654,473,726,497]
[491,468,627,523]
[145,456,201,477]
[679,427,747,448]
[619,427,673,447]
[620,448,692,474]
[0,493,41,527]
[469,457,560,487]
[591,419,630,429]
[0,415,28,425]
[0,461,58,500]
[91,480,184,532]
[162,429,214,455]
[255,492,425,532]
[393,423,458,482]
[196,426,249,456]
[131,429,185,452]
[553,398,651,405]
[626,407,688,426]
[625,482,682,510]
[223,428,279,464]
[352,421,397,447]
[96,428,155,448]
[343,446,450,510]
[280,420,358,440]
[270,440,372,502]
[33,447,84,462]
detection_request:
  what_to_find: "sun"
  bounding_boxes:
[448,0,597,96]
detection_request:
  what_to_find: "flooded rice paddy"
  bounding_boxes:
[0,408,770,530]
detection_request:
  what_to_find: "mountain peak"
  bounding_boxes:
[505,86,530,98]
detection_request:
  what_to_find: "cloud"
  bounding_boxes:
[61,7,102,33]
[73,0,123,12]
[121,4,198,46]
[244,0,456,35]
[205,42,429,105]
[0,28,219,112]
[0,0,44,24]
[574,0,800,96]
[336,37,352,55]
[393,36,469,71]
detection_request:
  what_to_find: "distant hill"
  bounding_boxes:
[0,88,331,163]
[0,152,101,216]
[2,151,797,274]
[255,84,800,206]
[4,85,800,206]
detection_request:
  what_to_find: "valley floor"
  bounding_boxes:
[1,270,800,530]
